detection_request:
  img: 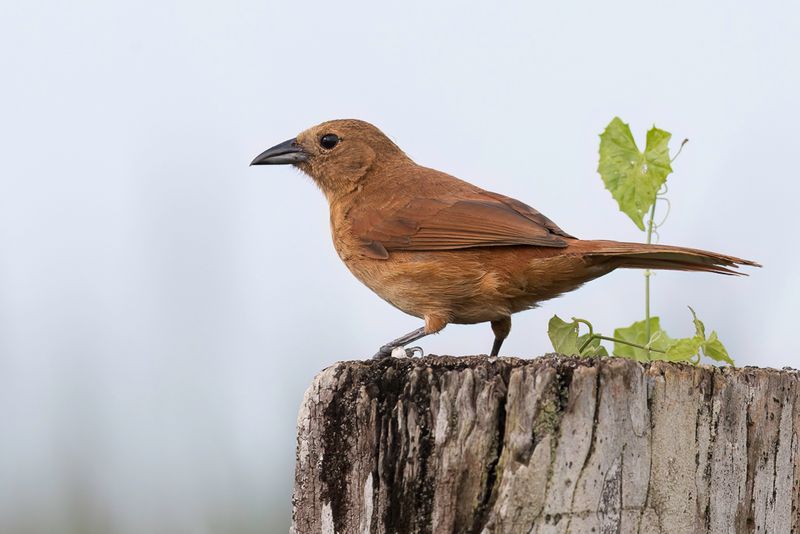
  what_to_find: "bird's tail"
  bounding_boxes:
[574,240,760,276]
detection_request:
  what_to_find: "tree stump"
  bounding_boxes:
[292,355,799,534]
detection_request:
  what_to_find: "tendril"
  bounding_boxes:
[670,138,689,163]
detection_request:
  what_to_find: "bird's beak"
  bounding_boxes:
[250,138,309,165]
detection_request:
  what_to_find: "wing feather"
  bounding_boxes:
[350,189,573,257]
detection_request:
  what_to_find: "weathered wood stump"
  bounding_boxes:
[292,355,799,533]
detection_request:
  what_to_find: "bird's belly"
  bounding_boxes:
[341,248,556,324]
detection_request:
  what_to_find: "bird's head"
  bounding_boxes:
[251,119,407,199]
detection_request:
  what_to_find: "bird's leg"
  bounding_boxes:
[372,327,428,359]
[490,317,512,357]
[372,315,448,360]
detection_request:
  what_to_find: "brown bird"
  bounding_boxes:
[251,119,758,359]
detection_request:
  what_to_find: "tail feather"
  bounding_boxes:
[574,240,760,276]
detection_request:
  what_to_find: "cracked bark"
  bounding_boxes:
[291,355,799,534]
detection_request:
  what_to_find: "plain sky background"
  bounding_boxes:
[1,1,798,532]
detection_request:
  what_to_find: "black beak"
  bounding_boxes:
[250,138,309,165]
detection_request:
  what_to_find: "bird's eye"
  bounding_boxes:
[320,134,339,149]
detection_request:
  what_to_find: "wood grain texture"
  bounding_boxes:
[292,356,799,534]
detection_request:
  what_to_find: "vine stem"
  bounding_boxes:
[593,335,666,354]
[641,139,686,352]
[577,333,667,356]
[644,200,657,343]
[573,317,667,356]
[642,139,686,347]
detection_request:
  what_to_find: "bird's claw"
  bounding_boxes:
[372,345,424,360]
[405,346,425,357]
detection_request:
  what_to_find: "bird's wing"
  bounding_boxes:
[350,189,574,259]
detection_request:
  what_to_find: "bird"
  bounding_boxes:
[251,119,758,359]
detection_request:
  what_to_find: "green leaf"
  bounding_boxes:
[703,331,734,365]
[688,306,706,339]
[661,309,735,365]
[577,333,609,357]
[598,117,673,230]
[613,317,676,362]
[548,315,608,357]
[548,315,580,355]
[665,336,703,362]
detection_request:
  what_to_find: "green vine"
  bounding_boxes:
[547,118,734,366]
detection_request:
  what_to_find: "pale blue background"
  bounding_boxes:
[1,1,797,532]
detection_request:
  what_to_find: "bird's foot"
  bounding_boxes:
[372,345,424,360]
[398,346,424,358]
